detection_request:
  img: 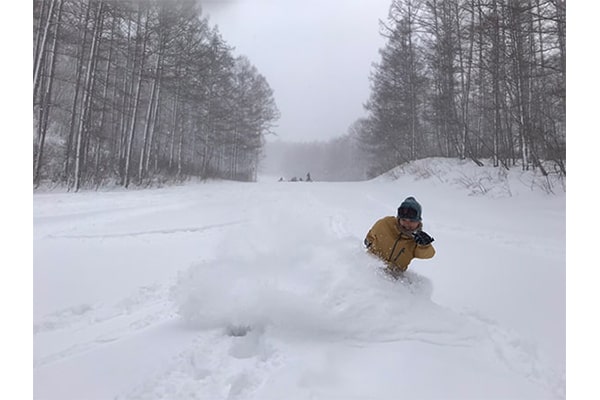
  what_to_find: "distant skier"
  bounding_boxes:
[364,196,435,278]
[306,172,312,182]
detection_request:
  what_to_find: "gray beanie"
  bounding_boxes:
[397,196,422,221]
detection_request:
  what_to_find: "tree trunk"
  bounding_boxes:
[139,43,163,183]
[94,12,116,186]
[118,16,135,183]
[124,9,149,188]
[33,0,56,100]
[74,1,104,191]
[34,0,64,187]
[63,5,92,189]
[177,120,184,179]
[168,94,179,171]
[455,0,475,161]
[145,80,162,176]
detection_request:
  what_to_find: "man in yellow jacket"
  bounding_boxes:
[364,196,435,278]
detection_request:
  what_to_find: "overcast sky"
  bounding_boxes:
[199,0,392,143]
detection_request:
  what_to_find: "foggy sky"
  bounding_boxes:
[199,0,392,143]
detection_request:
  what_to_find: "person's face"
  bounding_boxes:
[398,218,420,232]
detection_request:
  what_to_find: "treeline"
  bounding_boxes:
[356,0,565,178]
[33,0,279,190]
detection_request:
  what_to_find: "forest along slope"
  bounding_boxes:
[33,160,565,400]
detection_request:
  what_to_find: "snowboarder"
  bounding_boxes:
[364,196,435,278]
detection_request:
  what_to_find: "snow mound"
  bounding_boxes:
[374,157,565,197]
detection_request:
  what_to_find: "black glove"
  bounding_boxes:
[413,230,434,246]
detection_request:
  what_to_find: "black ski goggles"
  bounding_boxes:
[397,206,419,220]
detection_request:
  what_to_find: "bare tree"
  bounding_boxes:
[74,1,105,191]
[358,0,565,177]
[34,0,64,186]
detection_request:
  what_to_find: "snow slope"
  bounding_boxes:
[33,158,565,399]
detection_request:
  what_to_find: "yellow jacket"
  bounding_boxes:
[365,216,435,274]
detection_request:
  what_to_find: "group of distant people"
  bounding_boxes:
[278,172,312,182]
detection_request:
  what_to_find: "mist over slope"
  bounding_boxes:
[260,139,369,182]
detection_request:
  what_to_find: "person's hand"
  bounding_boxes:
[413,230,434,246]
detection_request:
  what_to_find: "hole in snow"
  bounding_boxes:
[226,325,252,337]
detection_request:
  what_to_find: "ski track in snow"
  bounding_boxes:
[34,172,565,400]
[44,220,247,239]
[34,283,175,368]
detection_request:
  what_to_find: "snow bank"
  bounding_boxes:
[376,157,565,197]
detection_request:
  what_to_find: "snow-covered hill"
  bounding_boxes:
[33,158,565,399]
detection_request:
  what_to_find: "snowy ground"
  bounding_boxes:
[33,158,565,400]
